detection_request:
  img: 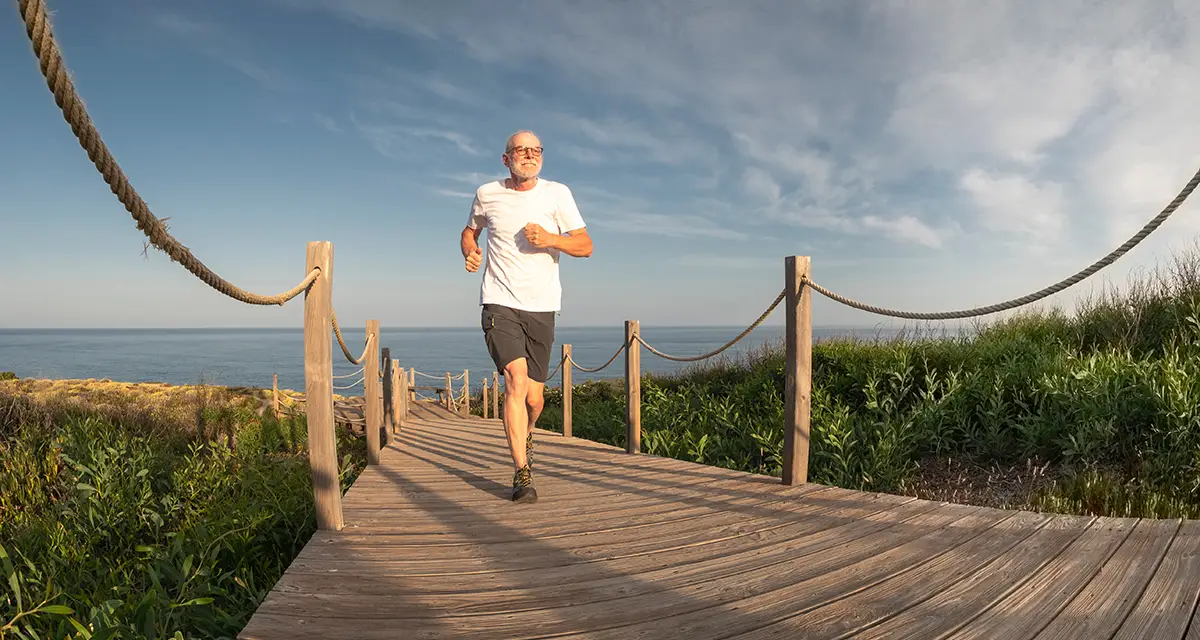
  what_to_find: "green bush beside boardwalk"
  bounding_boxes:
[0,393,366,639]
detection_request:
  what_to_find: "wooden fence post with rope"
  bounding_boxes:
[381,347,393,444]
[625,320,641,454]
[463,369,469,415]
[562,344,573,438]
[388,356,400,434]
[304,241,342,531]
[783,256,812,485]
[364,320,381,466]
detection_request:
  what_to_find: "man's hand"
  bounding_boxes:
[524,223,556,249]
[464,247,482,272]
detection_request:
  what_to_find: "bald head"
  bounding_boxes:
[505,130,541,153]
[503,130,543,182]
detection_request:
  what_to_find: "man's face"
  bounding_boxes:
[505,135,543,179]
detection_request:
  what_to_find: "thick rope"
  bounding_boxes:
[633,288,786,362]
[569,343,626,373]
[330,311,370,365]
[546,355,565,380]
[332,367,365,380]
[17,0,319,306]
[805,165,1200,321]
[333,376,364,390]
[413,370,444,380]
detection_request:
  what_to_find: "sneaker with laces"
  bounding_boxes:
[511,464,537,503]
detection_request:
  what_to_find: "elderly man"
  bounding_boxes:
[460,130,593,503]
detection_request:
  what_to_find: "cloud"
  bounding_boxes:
[959,168,1067,241]
[544,112,716,167]
[590,212,746,241]
[151,12,281,89]
[349,115,484,158]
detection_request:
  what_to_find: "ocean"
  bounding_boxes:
[0,325,926,394]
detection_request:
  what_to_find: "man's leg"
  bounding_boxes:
[521,308,554,468]
[501,357,532,470]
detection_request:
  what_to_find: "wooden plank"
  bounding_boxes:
[940,517,1137,639]
[264,492,929,604]
[852,513,1094,639]
[1034,518,1181,639]
[729,510,1053,639]
[1112,520,1200,640]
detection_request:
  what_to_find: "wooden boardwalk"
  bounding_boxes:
[239,402,1200,639]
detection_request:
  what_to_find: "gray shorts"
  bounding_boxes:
[481,304,556,383]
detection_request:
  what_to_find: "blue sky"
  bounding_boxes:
[3,0,1199,330]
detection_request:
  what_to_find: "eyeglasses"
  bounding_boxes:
[508,146,543,158]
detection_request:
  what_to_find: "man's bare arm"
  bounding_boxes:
[461,225,483,272]
[550,228,592,258]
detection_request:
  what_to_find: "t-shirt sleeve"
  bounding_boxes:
[554,185,587,233]
[466,190,486,230]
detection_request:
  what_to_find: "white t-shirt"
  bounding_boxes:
[466,178,587,312]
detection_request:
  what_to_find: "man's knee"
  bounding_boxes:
[526,387,545,412]
[503,359,530,395]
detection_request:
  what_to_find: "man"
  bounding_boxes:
[461,130,593,503]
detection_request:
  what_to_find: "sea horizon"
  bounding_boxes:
[1,324,974,394]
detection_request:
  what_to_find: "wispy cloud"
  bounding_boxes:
[151,12,281,90]
[349,115,484,159]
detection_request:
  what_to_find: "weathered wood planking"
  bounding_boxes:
[239,401,1200,639]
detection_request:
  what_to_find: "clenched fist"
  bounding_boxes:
[524,223,554,249]
[464,247,482,272]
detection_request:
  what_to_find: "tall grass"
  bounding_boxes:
[482,245,1200,519]
[0,383,366,639]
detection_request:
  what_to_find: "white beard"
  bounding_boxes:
[512,162,541,180]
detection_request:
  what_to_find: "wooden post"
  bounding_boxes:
[492,371,499,419]
[463,369,469,415]
[409,368,416,402]
[272,373,280,419]
[625,320,641,454]
[562,344,573,438]
[783,256,812,485]
[445,372,452,411]
[390,358,401,433]
[364,320,381,465]
[304,241,342,531]
[398,362,409,426]
[483,377,489,419]
[381,348,393,443]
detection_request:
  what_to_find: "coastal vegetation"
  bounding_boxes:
[0,378,366,639]
[482,247,1200,520]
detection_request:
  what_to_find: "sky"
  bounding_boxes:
[3,0,1200,331]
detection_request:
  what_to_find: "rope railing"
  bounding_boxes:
[803,165,1200,321]
[333,376,364,390]
[634,289,786,362]
[16,0,321,307]
[331,311,372,365]
[567,344,625,373]
[332,367,365,380]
